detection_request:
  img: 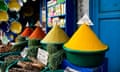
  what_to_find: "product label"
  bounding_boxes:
[37,48,49,65]
[20,47,28,58]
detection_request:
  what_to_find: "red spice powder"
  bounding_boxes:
[21,27,33,37]
[29,26,46,40]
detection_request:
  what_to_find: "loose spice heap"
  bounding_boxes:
[64,24,108,52]
[41,24,69,44]
[20,23,33,37]
[29,26,45,40]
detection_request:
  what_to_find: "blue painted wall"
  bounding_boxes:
[90,0,120,72]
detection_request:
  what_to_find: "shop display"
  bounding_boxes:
[46,0,77,37]
[0,1,50,72]
[0,0,109,72]
[47,0,66,27]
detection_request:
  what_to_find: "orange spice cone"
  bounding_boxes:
[20,22,33,37]
[29,21,46,40]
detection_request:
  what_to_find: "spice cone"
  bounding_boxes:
[64,24,108,52]
[41,24,69,44]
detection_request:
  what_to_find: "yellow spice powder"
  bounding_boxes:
[41,24,69,44]
[64,24,108,52]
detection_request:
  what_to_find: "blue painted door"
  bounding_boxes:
[90,0,120,72]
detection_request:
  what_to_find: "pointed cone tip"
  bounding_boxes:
[77,14,94,26]
[26,22,29,27]
[35,21,42,27]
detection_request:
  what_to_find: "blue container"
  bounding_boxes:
[61,58,108,72]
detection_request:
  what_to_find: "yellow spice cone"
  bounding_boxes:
[0,11,9,21]
[41,24,69,44]
[64,24,108,52]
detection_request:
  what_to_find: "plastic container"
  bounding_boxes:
[61,59,108,72]
[64,47,108,67]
